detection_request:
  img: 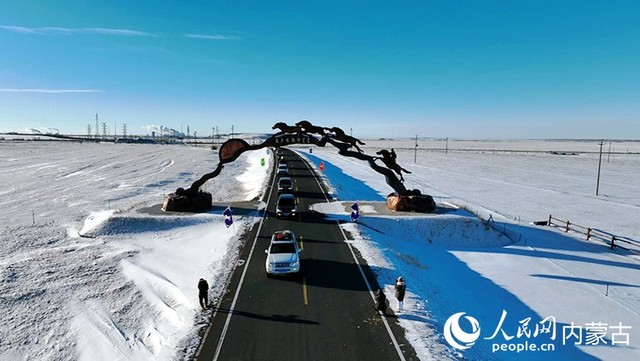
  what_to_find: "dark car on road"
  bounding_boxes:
[277,164,289,176]
[278,177,293,193]
[276,193,297,219]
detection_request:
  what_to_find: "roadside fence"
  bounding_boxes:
[543,215,640,254]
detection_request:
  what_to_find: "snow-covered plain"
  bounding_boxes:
[0,142,271,360]
[302,140,640,361]
[0,139,638,360]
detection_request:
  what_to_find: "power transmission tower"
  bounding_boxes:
[122,124,128,138]
[101,122,107,139]
[87,124,92,138]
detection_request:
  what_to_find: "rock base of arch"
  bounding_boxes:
[386,192,437,212]
[162,190,212,212]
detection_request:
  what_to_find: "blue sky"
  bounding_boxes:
[1,1,639,138]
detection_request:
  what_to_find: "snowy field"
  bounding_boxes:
[0,139,638,360]
[0,142,271,360]
[301,139,640,361]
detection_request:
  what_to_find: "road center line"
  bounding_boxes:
[303,277,309,305]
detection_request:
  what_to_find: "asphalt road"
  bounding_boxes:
[196,148,418,361]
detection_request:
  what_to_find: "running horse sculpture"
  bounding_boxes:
[162,121,436,213]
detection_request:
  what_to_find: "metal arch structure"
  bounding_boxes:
[162,121,436,212]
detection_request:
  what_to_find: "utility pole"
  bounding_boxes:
[414,135,418,163]
[607,141,612,162]
[231,125,234,139]
[445,137,449,155]
[596,141,604,196]
[350,127,353,137]
[95,113,99,140]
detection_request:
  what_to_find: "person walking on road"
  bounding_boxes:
[394,276,406,311]
[198,278,209,310]
[374,288,388,315]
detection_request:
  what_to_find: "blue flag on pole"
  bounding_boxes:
[223,206,233,228]
[350,202,359,222]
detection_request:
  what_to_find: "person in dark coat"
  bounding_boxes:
[374,288,388,315]
[394,276,406,311]
[198,278,209,310]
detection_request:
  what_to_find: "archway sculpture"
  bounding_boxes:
[162,121,436,213]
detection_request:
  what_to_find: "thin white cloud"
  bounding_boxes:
[0,25,156,37]
[75,28,157,37]
[1,25,242,40]
[0,88,101,94]
[0,25,38,34]
[184,33,242,40]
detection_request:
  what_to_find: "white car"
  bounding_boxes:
[265,230,301,277]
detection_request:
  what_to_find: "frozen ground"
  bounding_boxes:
[300,140,640,360]
[0,142,271,360]
[0,139,638,360]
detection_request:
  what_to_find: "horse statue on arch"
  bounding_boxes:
[376,148,411,182]
[295,120,328,136]
[329,127,365,153]
[272,122,300,134]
